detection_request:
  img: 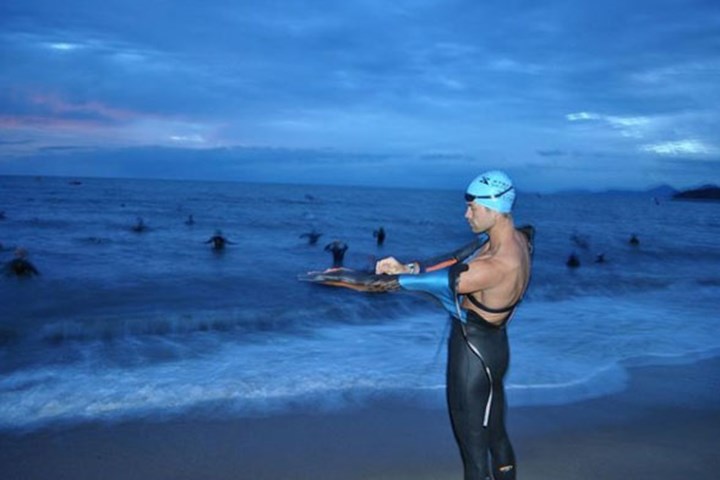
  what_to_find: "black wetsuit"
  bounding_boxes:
[447,305,516,480]
[207,236,227,250]
[306,226,533,480]
[6,258,40,277]
[374,228,386,246]
[325,242,348,268]
[445,230,532,480]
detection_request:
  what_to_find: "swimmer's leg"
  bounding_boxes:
[488,382,516,480]
[447,321,491,480]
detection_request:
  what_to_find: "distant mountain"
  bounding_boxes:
[672,184,720,202]
[554,184,678,197]
[646,184,678,198]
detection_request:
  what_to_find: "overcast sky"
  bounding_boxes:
[1,0,718,192]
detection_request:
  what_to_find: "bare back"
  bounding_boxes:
[458,225,532,326]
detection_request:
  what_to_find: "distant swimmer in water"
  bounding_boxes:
[300,229,323,245]
[570,232,590,251]
[595,253,606,264]
[566,252,580,268]
[84,236,108,245]
[373,226,386,246]
[185,214,195,226]
[629,234,640,246]
[131,217,148,233]
[324,240,348,267]
[5,248,40,277]
[205,229,235,251]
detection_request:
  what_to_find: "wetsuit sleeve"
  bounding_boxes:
[415,234,488,272]
[398,268,467,320]
[300,266,470,320]
[517,224,535,255]
[299,268,401,292]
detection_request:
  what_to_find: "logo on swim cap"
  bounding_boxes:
[465,170,515,213]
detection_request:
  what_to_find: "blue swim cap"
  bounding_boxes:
[465,170,516,213]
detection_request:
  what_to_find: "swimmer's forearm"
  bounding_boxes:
[376,236,486,274]
[417,236,487,272]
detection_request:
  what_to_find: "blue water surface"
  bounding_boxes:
[1,175,719,430]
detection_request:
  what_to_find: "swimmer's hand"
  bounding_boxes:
[375,257,418,275]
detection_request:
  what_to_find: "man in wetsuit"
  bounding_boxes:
[376,170,531,480]
[205,229,235,251]
[373,226,386,246]
[300,229,323,245]
[5,248,41,277]
[131,217,148,233]
[324,240,348,268]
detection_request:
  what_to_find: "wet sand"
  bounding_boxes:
[1,356,719,480]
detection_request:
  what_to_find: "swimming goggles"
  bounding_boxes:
[464,185,514,202]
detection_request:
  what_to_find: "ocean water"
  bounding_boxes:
[1,175,719,431]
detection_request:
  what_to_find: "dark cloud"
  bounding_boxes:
[38,145,95,152]
[0,139,33,146]
[1,0,719,191]
[536,149,567,157]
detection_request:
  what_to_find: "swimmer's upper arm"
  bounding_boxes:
[454,258,504,295]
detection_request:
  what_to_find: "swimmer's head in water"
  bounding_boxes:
[465,170,515,214]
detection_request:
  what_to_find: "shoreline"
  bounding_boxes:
[2,356,719,480]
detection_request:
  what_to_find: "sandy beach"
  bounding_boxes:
[2,356,719,480]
